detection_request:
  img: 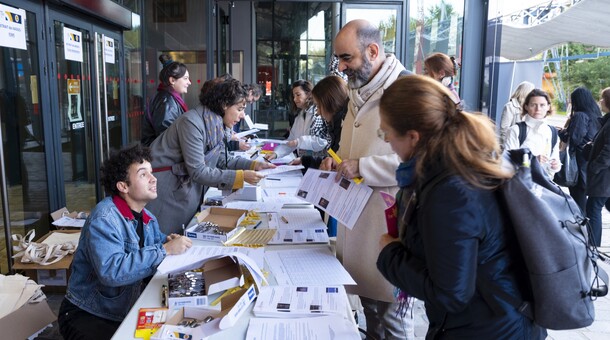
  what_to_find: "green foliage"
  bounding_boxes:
[559,43,610,97]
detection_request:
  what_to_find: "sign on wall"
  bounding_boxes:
[0,4,26,50]
[63,27,83,62]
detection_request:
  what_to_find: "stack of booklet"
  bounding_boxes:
[246,285,360,340]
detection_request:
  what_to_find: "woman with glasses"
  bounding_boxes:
[376,75,545,339]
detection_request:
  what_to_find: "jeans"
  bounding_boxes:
[586,196,608,247]
[360,296,415,340]
[58,298,121,340]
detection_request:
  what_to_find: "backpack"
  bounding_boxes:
[419,148,608,330]
[517,121,557,148]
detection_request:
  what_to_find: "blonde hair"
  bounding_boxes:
[511,81,535,105]
[380,75,510,188]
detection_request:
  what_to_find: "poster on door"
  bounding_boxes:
[67,79,82,123]
[104,36,115,64]
[63,27,83,62]
[0,4,26,50]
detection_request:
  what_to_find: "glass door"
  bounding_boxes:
[0,1,49,273]
[48,11,124,213]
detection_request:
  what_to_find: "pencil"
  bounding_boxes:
[253,220,262,229]
[281,216,289,224]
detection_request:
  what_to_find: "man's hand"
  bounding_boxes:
[334,159,360,181]
[163,236,192,255]
[244,170,265,185]
[319,157,336,171]
[166,233,181,241]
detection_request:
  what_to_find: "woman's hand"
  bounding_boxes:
[379,233,399,250]
[264,152,277,161]
[238,140,251,151]
[286,140,298,148]
[244,170,265,185]
[254,161,276,171]
[289,157,302,165]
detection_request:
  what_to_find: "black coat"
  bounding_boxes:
[586,114,610,197]
[141,90,185,146]
[559,110,601,185]
[377,172,543,339]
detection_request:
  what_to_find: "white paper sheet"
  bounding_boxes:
[265,247,356,286]
[41,232,81,248]
[51,216,85,228]
[253,285,349,317]
[258,165,304,176]
[296,169,373,229]
[246,315,360,340]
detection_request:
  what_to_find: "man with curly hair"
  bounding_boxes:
[58,144,192,340]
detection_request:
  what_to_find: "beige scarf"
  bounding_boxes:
[348,54,402,112]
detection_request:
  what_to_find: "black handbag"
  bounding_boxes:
[553,141,578,187]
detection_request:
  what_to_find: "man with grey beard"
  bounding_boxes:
[321,19,413,339]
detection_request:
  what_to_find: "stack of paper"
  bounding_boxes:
[253,285,350,317]
[267,209,329,244]
[0,274,46,319]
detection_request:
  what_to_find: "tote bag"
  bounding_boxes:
[553,141,578,187]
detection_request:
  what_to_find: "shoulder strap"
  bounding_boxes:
[549,125,558,149]
[517,121,527,146]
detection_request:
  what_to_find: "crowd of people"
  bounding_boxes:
[58,18,609,340]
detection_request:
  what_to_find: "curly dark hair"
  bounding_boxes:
[199,78,247,116]
[100,144,152,196]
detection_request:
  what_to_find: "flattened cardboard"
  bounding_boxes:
[0,301,56,339]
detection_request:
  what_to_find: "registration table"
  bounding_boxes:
[111,172,358,339]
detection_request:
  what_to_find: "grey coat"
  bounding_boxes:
[586,114,610,197]
[146,105,254,234]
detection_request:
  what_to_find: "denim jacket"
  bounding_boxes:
[65,196,167,321]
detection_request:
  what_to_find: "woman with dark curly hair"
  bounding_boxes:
[141,54,191,146]
[147,78,274,234]
[559,86,602,212]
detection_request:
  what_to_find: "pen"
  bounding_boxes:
[253,220,262,229]
[263,156,272,163]
[182,224,185,236]
[281,216,289,224]
[266,177,281,181]
[250,150,259,159]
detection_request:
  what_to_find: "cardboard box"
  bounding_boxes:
[50,207,89,228]
[0,301,56,339]
[167,257,245,309]
[152,285,257,340]
[186,207,247,243]
[13,230,80,288]
[222,185,261,201]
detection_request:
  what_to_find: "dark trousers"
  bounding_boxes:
[569,184,587,215]
[586,196,608,247]
[58,298,121,340]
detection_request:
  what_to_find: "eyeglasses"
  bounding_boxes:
[377,128,387,141]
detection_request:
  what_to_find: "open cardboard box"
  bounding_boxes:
[50,207,89,228]
[13,230,80,288]
[186,207,248,243]
[167,257,245,309]
[152,285,257,340]
[0,300,56,339]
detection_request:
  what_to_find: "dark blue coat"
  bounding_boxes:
[586,114,610,197]
[377,173,544,339]
[559,111,601,185]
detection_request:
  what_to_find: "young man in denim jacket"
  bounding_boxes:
[58,144,192,339]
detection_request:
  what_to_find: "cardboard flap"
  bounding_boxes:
[204,257,243,295]
[1,302,56,339]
